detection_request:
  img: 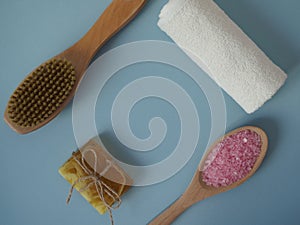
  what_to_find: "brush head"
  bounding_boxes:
[5,58,76,132]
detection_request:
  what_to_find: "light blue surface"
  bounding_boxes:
[0,0,300,225]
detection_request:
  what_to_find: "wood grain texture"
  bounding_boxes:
[149,126,268,225]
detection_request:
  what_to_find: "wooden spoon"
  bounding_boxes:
[4,0,147,134]
[148,126,268,225]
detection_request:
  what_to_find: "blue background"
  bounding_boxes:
[1,0,300,225]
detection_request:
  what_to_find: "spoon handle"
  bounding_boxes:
[148,196,192,225]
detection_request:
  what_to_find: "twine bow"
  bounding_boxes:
[66,149,124,225]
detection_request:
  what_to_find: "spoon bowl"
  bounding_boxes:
[149,126,268,225]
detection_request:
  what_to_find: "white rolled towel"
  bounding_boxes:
[158,0,287,113]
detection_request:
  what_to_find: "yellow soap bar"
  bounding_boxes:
[59,138,132,214]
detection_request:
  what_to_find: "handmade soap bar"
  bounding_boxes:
[59,138,132,214]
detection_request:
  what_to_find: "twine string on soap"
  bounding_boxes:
[66,148,125,225]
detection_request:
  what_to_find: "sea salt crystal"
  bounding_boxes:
[202,129,262,187]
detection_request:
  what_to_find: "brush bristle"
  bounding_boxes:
[7,58,76,128]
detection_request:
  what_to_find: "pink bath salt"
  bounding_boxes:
[202,129,262,187]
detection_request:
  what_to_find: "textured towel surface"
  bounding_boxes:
[158,0,287,113]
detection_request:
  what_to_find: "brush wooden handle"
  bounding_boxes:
[75,0,146,62]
